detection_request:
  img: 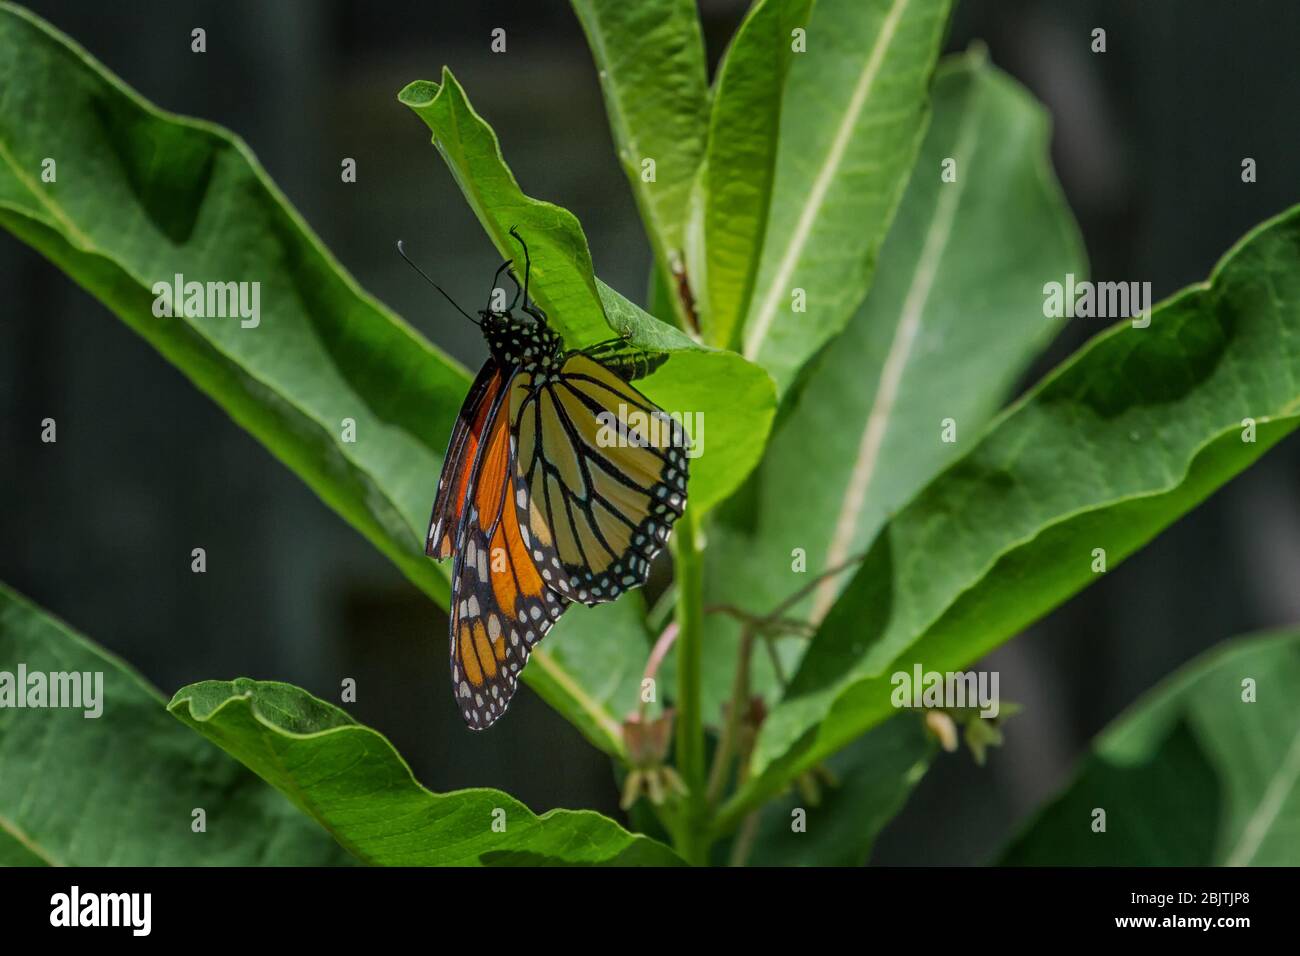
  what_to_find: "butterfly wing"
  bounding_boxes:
[427,359,505,559]
[510,353,689,606]
[448,370,569,729]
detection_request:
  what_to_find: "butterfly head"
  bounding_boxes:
[480,309,565,371]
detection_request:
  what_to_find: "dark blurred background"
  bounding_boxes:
[2,0,1297,865]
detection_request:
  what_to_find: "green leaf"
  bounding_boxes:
[169,679,685,866]
[738,0,953,393]
[0,3,467,609]
[398,70,612,348]
[724,203,1300,826]
[0,585,350,866]
[701,52,1085,721]
[570,0,709,323]
[0,5,667,756]
[740,716,933,866]
[1001,632,1300,865]
[688,0,813,348]
[400,70,778,514]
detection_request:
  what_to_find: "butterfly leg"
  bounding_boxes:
[504,268,524,311]
[508,226,549,326]
[501,269,547,324]
[508,227,532,301]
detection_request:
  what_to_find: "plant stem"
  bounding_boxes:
[672,505,709,863]
[705,628,753,806]
[727,811,762,867]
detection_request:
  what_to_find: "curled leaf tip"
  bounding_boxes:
[397,79,440,106]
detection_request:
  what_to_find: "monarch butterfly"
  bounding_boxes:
[402,230,689,729]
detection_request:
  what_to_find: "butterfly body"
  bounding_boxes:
[420,232,688,729]
[481,310,564,372]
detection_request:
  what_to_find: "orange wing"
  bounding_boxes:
[427,359,506,559]
[447,376,569,729]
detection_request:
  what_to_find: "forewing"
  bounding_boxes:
[448,375,569,729]
[427,358,504,559]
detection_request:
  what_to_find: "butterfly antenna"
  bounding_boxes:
[396,241,479,326]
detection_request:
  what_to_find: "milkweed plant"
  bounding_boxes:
[1,0,1298,867]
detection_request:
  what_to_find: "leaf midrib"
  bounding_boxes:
[742,0,912,361]
[811,71,982,621]
[1224,718,1300,865]
[0,136,95,248]
[0,812,61,866]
